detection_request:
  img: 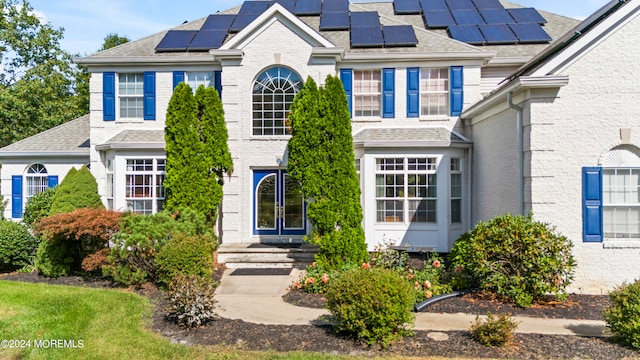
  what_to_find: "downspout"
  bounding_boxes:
[507,92,524,216]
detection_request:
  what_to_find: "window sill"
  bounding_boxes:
[352,117,382,123]
[250,136,291,141]
[603,240,640,249]
[419,116,451,122]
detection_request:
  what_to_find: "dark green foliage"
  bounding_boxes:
[23,186,57,228]
[99,33,130,51]
[449,213,576,308]
[155,232,218,286]
[325,267,415,347]
[105,209,212,285]
[49,167,104,215]
[470,313,519,347]
[164,83,233,225]
[287,75,368,270]
[35,237,75,277]
[165,275,217,328]
[0,194,6,220]
[0,220,39,271]
[604,279,640,349]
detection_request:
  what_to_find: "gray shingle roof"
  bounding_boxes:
[95,130,165,150]
[353,127,470,147]
[0,115,89,157]
[81,1,579,61]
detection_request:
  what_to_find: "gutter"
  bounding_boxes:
[507,92,524,216]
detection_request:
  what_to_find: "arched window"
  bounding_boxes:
[26,164,48,200]
[252,67,302,136]
[602,147,640,239]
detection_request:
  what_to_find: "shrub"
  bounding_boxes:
[449,213,575,308]
[35,208,122,277]
[406,256,452,303]
[81,248,110,273]
[0,220,39,272]
[23,187,57,229]
[325,267,415,347]
[604,279,640,349]
[155,232,217,286]
[0,194,7,220]
[292,262,359,294]
[165,275,217,328]
[49,166,104,216]
[470,313,519,347]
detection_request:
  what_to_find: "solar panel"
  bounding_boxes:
[274,0,297,13]
[419,0,448,11]
[479,8,515,24]
[294,0,322,15]
[478,24,517,44]
[451,9,485,25]
[350,11,380,28]
[188,30,228,50]
[393,0,422,15]
[155,30,198,52]
[323,0,349,12]
[350,26,384,47]
[445,0,475,10]
[423,10,456,28]
[448,25,484,44]
[382,25,418,46]
[471,0,502,9]
[507,8,547,24]
[509,23,552,43]
[229,14,260,32]
[238,1,272,14]
[319,11,350,30]
[201,14,236,31]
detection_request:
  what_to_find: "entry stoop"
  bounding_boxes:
[217,243,318,269]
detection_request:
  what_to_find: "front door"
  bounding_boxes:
[253,170,305,236]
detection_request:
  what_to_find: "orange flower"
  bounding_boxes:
[424,291,433,299]
[408,274,414,280]
[305,277,315,285]
[432,260,441,268]
[321,273,329,283]
[362,262,371,269]
[423,280,432,289]
[295,281,301,289]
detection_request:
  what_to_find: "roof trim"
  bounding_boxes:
[95,143,166,151]
[0,151,89,159]
[75,55,216,66]
[352,126,472,149]
[342,51,495,62]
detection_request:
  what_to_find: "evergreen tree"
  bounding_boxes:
[49,167,104,215]
[287,75,368,269]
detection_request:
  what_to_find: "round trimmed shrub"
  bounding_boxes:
[449,213,576,308]
[604,279,640,349]
[0,220,39,272]
[155,232,218,286]
[23,187,57,229]
[325,267,415,347]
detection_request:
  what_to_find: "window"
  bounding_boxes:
[450,158,462,224]
[187,72,214,92]
[119,73,144,118]
[26,164,48,201]
[603,168,640,239]
[125,158,165,214]
[375,157,437,223]
[106,160,114,210]
[252,67,302,136]
[353,70,381,117]
[420,68,449,116]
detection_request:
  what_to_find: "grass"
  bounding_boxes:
[0,280,490,360]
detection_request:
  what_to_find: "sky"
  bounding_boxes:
[27,0,613,56]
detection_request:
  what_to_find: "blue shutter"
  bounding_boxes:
[382,68,395,118]
[583,167,603,242]
[173,71,185,89]
[407,67,419,117]
[450,66,464,116]
[214,70,222,99]
[103,72,116,121]
[11,175,22,219]
[48,176,59,188]
[143,72,156,120]
[340,69,353,117]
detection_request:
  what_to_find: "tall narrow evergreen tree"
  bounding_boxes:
[287,75,368,269]
[49,166,104,215]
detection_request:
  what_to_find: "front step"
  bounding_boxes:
[217,243,318,269]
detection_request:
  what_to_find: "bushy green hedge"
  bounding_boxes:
[449,213,575,308]
[155,232,217,286]
[35,239,76,277]
[604,279,640,349]
[49,166,103,215]
[325,267,414,347]
[0,220,39,272]
[23,187,57,228]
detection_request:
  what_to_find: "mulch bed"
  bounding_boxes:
[1,271,638,359]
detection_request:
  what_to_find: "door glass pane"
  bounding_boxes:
[283,174,304,229]
[257,175,277,229]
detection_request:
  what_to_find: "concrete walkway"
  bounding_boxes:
[214,269,608,337]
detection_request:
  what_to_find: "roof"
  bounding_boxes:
[0,115,90,158]
[353,126,471,148]
[77,1,580,64]
[95,130,166,151]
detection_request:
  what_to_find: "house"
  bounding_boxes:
[1,0,636,292]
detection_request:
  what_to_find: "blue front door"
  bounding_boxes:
[253,170,306,236]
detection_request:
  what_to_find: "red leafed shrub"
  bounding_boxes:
[81,248,111,273]
[35,208,123,277]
